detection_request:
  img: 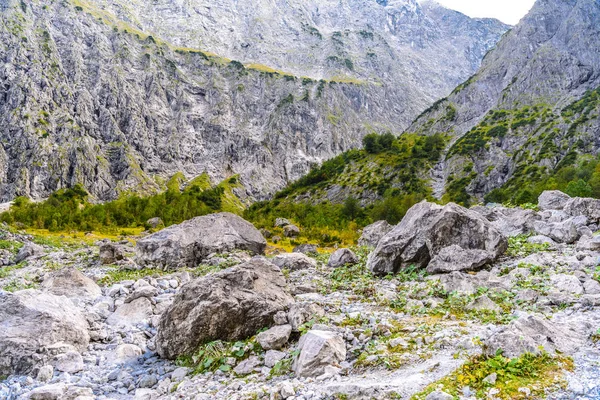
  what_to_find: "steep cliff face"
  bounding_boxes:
[410,0,600,204]
[0,0,507,202]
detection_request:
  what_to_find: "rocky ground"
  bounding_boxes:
[0,192,600,400]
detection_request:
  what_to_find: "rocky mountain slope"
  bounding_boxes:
[0,0,507,202]
[410,0,600,204]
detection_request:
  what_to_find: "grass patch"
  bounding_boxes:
[0,261,27,279]
[412,351,572,400]
[98,267,169,286]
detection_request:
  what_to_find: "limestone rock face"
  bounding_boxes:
[136,213,266,269]
[155,258,294,359]
[0,0,507,202]
[0,290,90,375]
[411,0,600,203]
[368,201,507,275]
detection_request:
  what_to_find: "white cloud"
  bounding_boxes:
[432,0,536,25]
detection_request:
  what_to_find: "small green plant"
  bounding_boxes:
[178,338,262,375]
[507,235,551,257]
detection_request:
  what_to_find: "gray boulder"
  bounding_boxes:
[293,244,318,255]
[99,241,127,265]
[532,218,580,244]
[274,218,291,228]
[0,290,90,375]
[485,314,590,358]
[136,212,266,269]
[155,258,294,359]
[42,267,102,300]
[368,201,507,276]
[256,325,292,350]
[538,190,571,211]
[425,391,454,400]
[283,224,301,238]
[272,253,316,271]
[293,330,346,378]
[358,220,393,247]
[14,242,44,264]
[564,197,600,224]
[472,205,540,237]
[327,248,358,268]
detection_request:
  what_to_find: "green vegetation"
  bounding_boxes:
[177,338,262,374]
[506,235,551,258]
[0,174,243,233]
[412,351,572,400]
[245,133,446,243]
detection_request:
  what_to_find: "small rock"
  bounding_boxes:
[257,325,292,350]
[327,248,358,268]
[36,365,54,383]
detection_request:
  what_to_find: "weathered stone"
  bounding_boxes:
[532,219,580,244]
[283,224,300,238]
[538,190,571,211]
[550,274,584,295]
[293,244,318,255]
[427,245,495,274]
[257,325,292,350]
[583,279,600,295]
[155,258,294,359]
[36,365,54,383]
[368,201,507,275]
[264,350,287,368]
[15,242,44,264]
[293,330,346,378]
[52,351,84,373]
[485,314,590,358]
[274,218,291,228]
[327,248,358,268]
[42,267,102,300]
[358,220,393,247]
[125,286,159,303]
[466,295,501,312]
[234,355,261,376]
[111,344,143,364]
[564,197,600,224]
[106,297,153,328]
[136,213,266,269]
[272,253,316,271]
[288,302,326,332]
[0,290,89,375]
[99,241,127,265]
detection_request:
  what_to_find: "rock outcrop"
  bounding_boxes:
[368,201,507,275]
[136,213,266,269]
[155,258,294,359]
[0,0,507,202]
[0,290,89,375]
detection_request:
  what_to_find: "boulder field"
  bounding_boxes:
[1,192,600,399]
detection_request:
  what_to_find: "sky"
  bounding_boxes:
[434,0,536,25]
